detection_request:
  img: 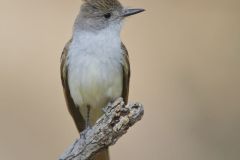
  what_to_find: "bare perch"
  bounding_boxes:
[59,98,144,160]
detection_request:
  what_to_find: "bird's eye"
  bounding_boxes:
[104,13,111,19]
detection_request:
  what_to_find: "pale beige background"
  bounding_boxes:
[0,0,240,160]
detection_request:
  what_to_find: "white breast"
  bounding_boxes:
[67,27,123,109]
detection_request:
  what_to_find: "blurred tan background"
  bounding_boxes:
[0,0,240,159]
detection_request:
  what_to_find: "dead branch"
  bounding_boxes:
[59,98,144,160]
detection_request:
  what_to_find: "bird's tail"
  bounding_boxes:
[94,148,109,160]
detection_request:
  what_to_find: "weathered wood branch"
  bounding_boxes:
[59,98,144,160]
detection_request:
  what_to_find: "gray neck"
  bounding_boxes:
[73,15,105,33]
[73,20,122,38]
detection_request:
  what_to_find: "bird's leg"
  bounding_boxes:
[82,105,91,140]
[80,105,91,139]
[86,105,91,129]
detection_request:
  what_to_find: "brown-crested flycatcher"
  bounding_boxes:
[60,0,144,159]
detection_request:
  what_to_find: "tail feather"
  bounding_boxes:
[94,148,109,160]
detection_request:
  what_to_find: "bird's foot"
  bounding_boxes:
[102,97,124,114]
[80,126,92,140]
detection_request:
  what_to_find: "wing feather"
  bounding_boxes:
[61,40,86,133]
[121,43,130,104]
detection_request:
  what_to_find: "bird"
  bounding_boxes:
[60,0,144,159]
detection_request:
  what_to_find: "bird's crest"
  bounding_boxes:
[83,0,122,12]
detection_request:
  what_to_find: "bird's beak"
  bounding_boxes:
[122,8,145,17]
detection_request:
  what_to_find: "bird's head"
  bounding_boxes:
[74,0,145,32]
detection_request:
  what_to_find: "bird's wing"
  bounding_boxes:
[121,43,131,104]
[60,40,86,133]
